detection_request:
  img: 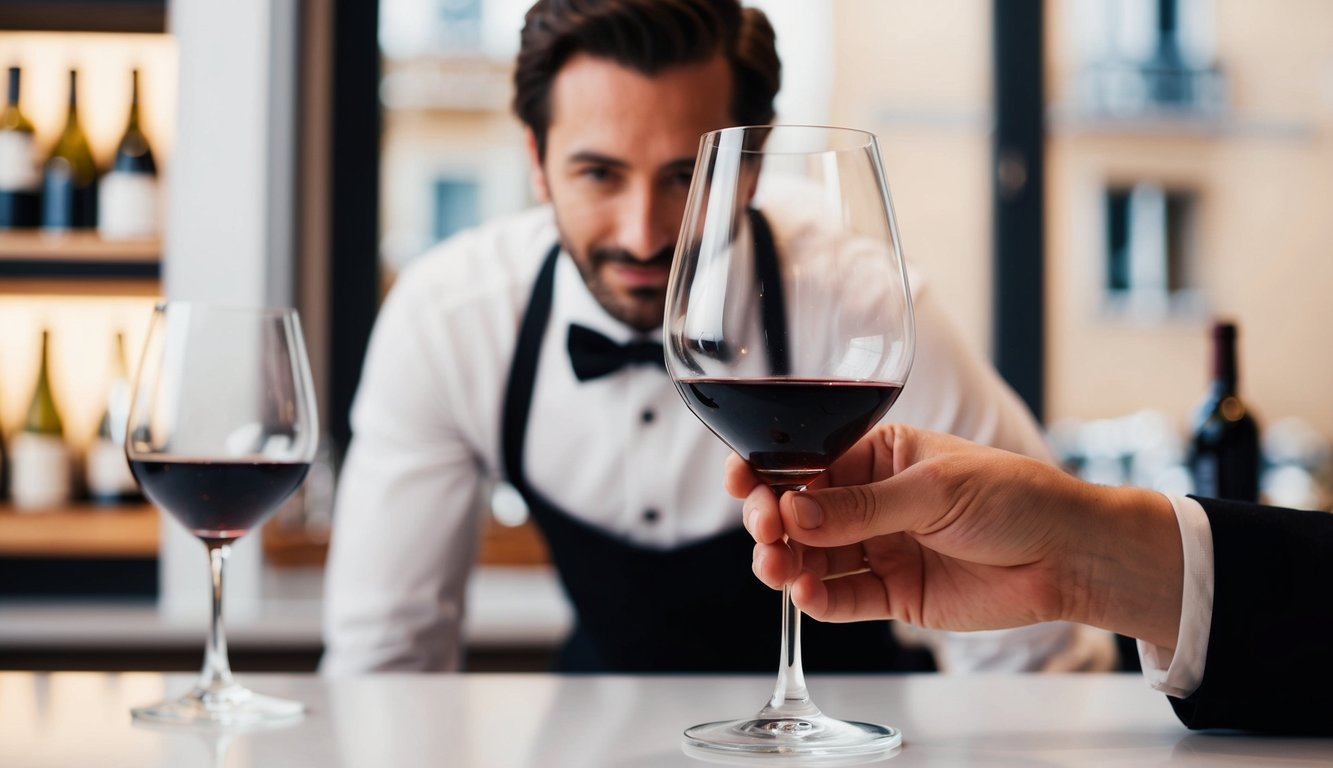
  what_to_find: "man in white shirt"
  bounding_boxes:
[322,0,1102,675]
[732,422,1333,734]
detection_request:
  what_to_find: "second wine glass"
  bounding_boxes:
[665,125,915,762]
[126,301,319,725]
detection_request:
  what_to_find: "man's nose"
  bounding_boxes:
[614,185,674,261]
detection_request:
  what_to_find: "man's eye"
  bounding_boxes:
[580,166,612,182]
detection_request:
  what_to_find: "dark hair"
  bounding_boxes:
[513,0,780,160]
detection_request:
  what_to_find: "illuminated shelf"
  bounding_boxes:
[0,232,161,295]
[0,502,159,558]
[479,519,550,567]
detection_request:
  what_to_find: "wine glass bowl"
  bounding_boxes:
[125,302,318,725]
[665,125,914,762]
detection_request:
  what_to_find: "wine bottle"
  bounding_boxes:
[1188,321,1261,502]
[86,332,141,504]
[41,69,98,231]
[98,69,159,240]
[0,66,41,229]
[9,330,72,510]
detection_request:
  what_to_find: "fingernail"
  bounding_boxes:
[791,495,823,529]
[752,550,765,577]
[743,505,755,534]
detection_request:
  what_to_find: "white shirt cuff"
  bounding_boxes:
[1137,494,1214,698]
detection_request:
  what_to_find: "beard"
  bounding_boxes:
[568,243,674,332]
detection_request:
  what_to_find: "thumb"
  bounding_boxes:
[781,424,967,547]
[782,470,945,548]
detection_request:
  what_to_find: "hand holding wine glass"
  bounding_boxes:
[665,125,915,762]
[126,302,318,725]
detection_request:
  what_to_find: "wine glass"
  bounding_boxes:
[125,301,318,725]
[665,125,915,762]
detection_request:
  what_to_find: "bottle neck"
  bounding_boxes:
[126,70,142,130]
[66,71,79,117]
[1211,330,1238,394]
[28,331,63,436]
[7,68,19,107]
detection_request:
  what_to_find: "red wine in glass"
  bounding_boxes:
[130,460,311,541]
[677,378,902,492]
[665,125,913,760]
[125,302,318,726]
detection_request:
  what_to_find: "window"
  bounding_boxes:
[433,177,480,242]
[1103,182,1199,315]
[1074,0,1224,116]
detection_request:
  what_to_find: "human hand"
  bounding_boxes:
[726,423,1181,648]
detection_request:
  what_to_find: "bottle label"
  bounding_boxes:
[98,171,159,239]
[9,433,71,510]
[87,437,139,501]
[0,131,40,191]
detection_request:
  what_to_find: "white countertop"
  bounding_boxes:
[0,565,573,651]
[2,672,1329,767]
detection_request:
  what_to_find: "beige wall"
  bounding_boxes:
[376,1,1333,445]
[1045,0,1333,438]
[829,0,995,359]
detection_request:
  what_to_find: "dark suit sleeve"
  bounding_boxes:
[1168,496,1333,734]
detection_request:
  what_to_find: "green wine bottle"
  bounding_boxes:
[86,331,141,504]
[10,330,72,510]
[99,69,159,240]
[42,69,98,231]
[0,66,41,229]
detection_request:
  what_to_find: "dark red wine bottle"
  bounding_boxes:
[1188,321,1260,502]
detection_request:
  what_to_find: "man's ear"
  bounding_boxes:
[524,128,549,203]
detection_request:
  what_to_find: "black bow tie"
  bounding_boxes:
[567,323,666,382]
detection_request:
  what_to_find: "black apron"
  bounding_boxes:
[500,210,934,673]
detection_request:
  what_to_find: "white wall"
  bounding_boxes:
[161,0,301,618]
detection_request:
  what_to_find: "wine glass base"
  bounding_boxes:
[682,714,901,765]
[131,683,304,727]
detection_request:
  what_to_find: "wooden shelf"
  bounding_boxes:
[261,516,551,569]
[479,519,550,566]
[0,502,550,565]
[0,502,159,558]
[0,2,167,34]
[0,232,161,296]
[0,231,159,262]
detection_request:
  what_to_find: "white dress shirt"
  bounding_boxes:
[321,204,1088,674]
[1138,494,1216,698]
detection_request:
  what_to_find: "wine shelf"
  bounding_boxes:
[479,519,550,567]
[0,2,166,34]
[0,498,549,564]
[0,232,161,295]
[0,502,159,558]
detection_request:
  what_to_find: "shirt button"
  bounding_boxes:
[642,508,660,524]
[641,409,655,424]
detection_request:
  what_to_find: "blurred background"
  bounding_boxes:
[1,0,1330,671]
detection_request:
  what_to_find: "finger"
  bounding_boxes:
[780,459,961,549]
[724,452,761,499]
[743,485,783,544]
[752,541,799,589]
[789,569,893,624]
[791,540,873,580]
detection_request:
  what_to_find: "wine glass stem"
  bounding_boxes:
[199,542,236,691]
[762,584,818,718]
